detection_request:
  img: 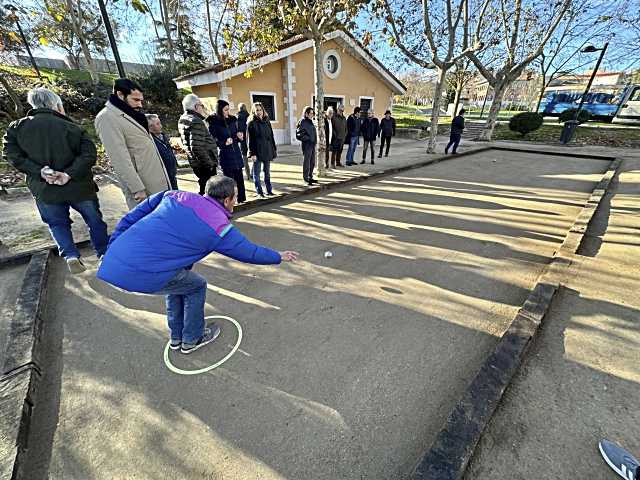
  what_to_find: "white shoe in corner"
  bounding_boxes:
[66,257,86,274]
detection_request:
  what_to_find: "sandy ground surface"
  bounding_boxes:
[0,138,453,256]
[20,149,609,480]
[465,155,640,480]
[0,263,26,369]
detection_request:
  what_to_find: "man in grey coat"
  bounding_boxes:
[178,94,219,195]
[95,78,172,209]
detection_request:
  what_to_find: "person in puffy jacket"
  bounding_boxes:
[331,104,348,167]
[178,94,218,195]
[247,102,277,197]
[208,100,247,203]
[98,176,298,354]
[296,106,318,186]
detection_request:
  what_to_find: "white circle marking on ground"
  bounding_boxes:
[163,315,243,375]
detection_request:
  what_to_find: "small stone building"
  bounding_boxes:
[173,30,406,145]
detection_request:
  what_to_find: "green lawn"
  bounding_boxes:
[0,65,117,86]
[493,123,640,147]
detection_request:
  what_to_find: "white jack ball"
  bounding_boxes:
[324,251,333,259]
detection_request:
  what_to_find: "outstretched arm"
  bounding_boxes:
[214,227,297,264]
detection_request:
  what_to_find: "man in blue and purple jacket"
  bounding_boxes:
[98,176,298,354]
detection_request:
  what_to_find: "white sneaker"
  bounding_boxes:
[66,257,86,274]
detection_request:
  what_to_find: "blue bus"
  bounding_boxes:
[538,84,638,122]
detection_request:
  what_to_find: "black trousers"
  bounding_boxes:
[192,165,217,195]
[379,136,392,156]
[446,133,461,153]
[331,144,344,166]
[222,167,246,203]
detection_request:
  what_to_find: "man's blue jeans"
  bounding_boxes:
[345,136,359,164]
[156,269,207,344]
[253,160,272,195]
[35,199,109,259]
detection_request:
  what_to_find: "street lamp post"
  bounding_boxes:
[96,0,126,78]
[573,43,609,121]
[560,43,609,145]
[4,3,41,79]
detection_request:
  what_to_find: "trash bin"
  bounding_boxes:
[560,120,579,144]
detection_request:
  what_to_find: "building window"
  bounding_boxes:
[250,93,277,121]
[323,49,341,79]
[359,97,373,114]
[326,55,338,74]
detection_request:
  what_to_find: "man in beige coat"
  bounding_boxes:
[96,78,171,209]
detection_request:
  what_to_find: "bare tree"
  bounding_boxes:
[466,0,572,140]
[447,57,474,115]
[381,0,483,152]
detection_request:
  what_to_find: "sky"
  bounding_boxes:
[21,0,637,76]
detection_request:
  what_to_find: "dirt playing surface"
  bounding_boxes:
[465,155,640,480]
[24,149,609,479]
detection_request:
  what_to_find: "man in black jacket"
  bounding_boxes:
[345,106,362,166]
[445,108,466,154]
[360,110,379,164]
[378,110,396,158]
[147,114,178,190]
[296,106,318,185]
[3,88,109,274]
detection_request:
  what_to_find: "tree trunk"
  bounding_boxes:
[66,0,100,84]
[452,80,463,117]
[205,0,221,63]
[478,81,508,141]
[159,0,176,70]
[77,36,100,84]
[313,37,326,177]
[0,73,24,118]
[427,66,447,153]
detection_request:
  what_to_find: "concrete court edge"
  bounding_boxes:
[413,156,624,480]
[0,146,618,479]
[0,251,50,480]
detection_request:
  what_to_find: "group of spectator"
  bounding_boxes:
[295,105,397,185]
[2,77,397,273]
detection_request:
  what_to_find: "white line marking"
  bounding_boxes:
[163,315,243,376]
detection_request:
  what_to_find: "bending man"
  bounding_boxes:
[98,176,298,354]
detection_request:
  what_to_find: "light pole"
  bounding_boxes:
[560,43,609,144]
[3,3,41,79]
[96,0,126,78]
[573,43,609,121]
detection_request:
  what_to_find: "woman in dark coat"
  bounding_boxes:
[247,102,277,197]
[208,99,246,203]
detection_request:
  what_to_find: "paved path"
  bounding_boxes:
[23,148,609,479]
[465,154,640,480]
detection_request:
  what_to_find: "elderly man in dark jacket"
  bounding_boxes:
[3,88,109,274]
[147,114,178,190]
[445,108,466,154]
[331,104,348,167]
[178,94,218,195]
